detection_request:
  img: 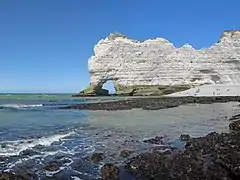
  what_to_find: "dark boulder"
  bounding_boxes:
[90,153,104,163]
[229,120,240,131]
[0,171,36,180]
[143,136,164,145]
[179,134,191,141]
[126,152,171,180]
[126,131,240,180]
[43,161,61,172]
[101,164,119,180]
[230,114,240,121]
[19,149,40,156]
[119,150,133,158]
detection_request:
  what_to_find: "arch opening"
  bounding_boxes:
[102,80,116,95]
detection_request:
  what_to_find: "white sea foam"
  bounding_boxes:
[45,166,65,177]
[0,132,75,156]
[71,177,83,180]
[5,150,64,171]
[0,104,43,109]
[6,154,41,170]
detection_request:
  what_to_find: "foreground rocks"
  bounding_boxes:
[61,96,240,111]
[43,161,61,172]
[2,108,240,180]
[230,113,240,121]
[124,131,240,180]
[0,170,37,180]
[100,164,120,180]
[229,114,240,131]
[119,150,133,158]
[0,172,30,180]
[90,152,105,163]
[143,136,164,145]
[100,115,240,180]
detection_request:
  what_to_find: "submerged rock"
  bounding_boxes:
[19,149,40,156]
[119,150,133,158]
[0,143,6,149]
[143,136,164,145]
[90,153,105,163]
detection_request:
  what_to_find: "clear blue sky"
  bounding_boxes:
[0,0,239,93]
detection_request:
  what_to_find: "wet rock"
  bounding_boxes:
[179,134,191,141]
[229,120,240,131]
[44,162,61,172]
[100,164,120,180]
[143,136,164,145]
[8,163,39,180]
[90,153,104,163]
[60,158,72,165]
[0,156,7,162]
[119,150,133,158]
[230,114,240,121]
[126,152,171,179]
[125,130,240,179]
[72,158,99,178]
[0,172,28,180]
[0,143,6,149]
[54,155,66,160]
[0,171,37,180]
[19,149,40,156]
[143,104,179,110]
[126,150,230,180]
[0,172,12,180]
[60,96,240,111]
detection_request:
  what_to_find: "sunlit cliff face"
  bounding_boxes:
[81,31,240,95]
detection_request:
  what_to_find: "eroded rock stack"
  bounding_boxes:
[79,30,240,96]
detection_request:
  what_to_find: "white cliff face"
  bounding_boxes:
[88,31,240,88]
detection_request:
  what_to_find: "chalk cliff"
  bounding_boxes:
[79,30,240,96]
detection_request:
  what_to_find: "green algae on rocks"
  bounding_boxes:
[75,83,191,97]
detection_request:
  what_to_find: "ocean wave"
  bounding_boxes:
[0,131,75,156]
[0,104,43,109]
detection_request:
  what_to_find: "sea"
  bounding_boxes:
[0,93,240,179]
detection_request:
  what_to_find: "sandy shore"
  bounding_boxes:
[167,84,240,97]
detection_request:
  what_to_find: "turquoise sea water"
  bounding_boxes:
[0,94,240,179]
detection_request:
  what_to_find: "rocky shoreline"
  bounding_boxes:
[1,98,240,180]
[99,112,240,180]
[61,96,240,111]
[2,112,239,179]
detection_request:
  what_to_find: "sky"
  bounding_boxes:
[0,0,239,93]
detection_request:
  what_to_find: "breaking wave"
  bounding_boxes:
[0,104,43,110]
[0,131,75,156]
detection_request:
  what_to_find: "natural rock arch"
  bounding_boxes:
[77,30,240,96]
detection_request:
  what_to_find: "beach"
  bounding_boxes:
[0,94,240,179]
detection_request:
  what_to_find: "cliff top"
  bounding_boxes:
[105,30,240,49]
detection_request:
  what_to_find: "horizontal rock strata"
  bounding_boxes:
[78,30,240,96]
